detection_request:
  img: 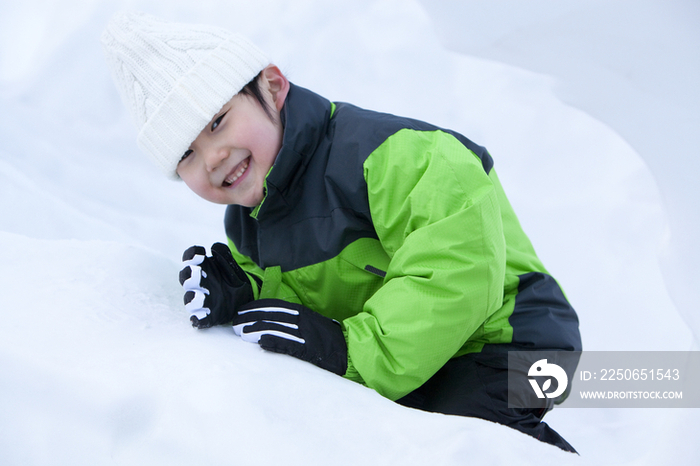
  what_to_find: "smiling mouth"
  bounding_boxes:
[222,157,250,187]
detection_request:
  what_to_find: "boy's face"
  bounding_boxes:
[176,66,287,207]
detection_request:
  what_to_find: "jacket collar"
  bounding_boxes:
[252,83,333,219]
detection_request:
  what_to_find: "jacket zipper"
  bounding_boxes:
[364,265,386,278]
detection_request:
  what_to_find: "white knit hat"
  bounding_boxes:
[101,12,270,179]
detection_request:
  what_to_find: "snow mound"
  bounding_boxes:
[0,231,576,465]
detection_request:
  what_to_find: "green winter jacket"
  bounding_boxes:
[224,84,581,401]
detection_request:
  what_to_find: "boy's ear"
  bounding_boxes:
[262,65,289,112]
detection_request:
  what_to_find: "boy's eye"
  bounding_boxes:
[180,149,193,162]
[211,111,228,131]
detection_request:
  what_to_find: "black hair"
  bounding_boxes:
[239,71,276,121]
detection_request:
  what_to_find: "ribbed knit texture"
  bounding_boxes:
[101,12,269,179]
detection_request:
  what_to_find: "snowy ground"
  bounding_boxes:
[1,1,698,465]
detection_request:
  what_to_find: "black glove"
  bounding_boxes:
[232,299,348,376]
[179,243,255,329]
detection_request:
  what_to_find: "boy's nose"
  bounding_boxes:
[204,146,228,172]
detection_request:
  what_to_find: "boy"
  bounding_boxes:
[102,12,581,452]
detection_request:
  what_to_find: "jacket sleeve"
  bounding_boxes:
[341,128,506,400]
[226,238,302,304]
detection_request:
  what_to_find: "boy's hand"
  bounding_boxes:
[232,299,348,376]
[179,243,254,329]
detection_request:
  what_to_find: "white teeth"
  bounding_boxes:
[224,159,249,186]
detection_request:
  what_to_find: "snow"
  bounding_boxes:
[0,0,697,464]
